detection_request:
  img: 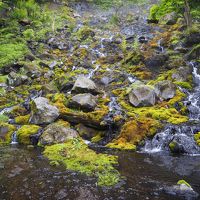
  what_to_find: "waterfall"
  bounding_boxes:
[11,131,18,145]
[141,62,200,155]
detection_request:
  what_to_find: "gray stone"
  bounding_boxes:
[129,84,156,107]
[72,76,99,95]
[69,93,97,112]
[39,123,78,145]
[155,80,176,100]
[30,97,59,125]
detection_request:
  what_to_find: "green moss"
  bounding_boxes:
[23,29,35,41]
[15,114,30,125]
[177,180,191,188]
[0,123,16,144]
[76,26,94,41]
[43,138,120,186]
[0,75,8,83]
[16,125,40,145]
[0,43,29,68]
[194,132,200,146]
[169,141,176,152]
[0,114,9,123]
[174,81,193,90]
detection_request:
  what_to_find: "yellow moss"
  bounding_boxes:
[15,114,30,125]
[107,117,161,150]
[106,138,136,150]
[91,133,103,143]
[0,123,16,144]
[56,119,70,127]
[17,125,41,145]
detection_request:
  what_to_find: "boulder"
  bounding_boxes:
[71,76,99,95]
[39,123,78,145]
[30,97,59,125]
[155,80,176,100]
[144,54,168,70]
[129,84,156,107]
[184,32,200,47]
[69,93,97,112]
[162,12,177,25]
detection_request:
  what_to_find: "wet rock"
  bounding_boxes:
[164,181,199,199]
[7,72,30,86]
[72,76,99,95]
[39,123,78,145]
[169,141,185,154]
[129,84,156,107]
[69,93,97,112]
[144,54,168,70]
[155,80,176,100]
[30,97,59,125]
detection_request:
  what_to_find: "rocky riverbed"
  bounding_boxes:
[0,0,200,199]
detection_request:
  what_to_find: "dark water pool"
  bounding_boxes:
[0,145,200,200]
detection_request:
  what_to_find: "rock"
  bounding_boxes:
[49,61,57,70]
[30,97,59,125]
[44,70,55,79]
[184,32,200,47]
[129,84,156,107]
[185,44,200,60]
[7,72,30,86]
[144,54,168,70]
[22,63,42,78]
[69,93,97,112]
[169,141,185,153]
[162,12,177,25]
[155,80,176,100]
[72,76,99,95]
[172,66,192,82]
[76,123,105,140]
[39,123,78,145]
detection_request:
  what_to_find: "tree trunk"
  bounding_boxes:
[183,0,192,27]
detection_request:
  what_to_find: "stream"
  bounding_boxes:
[1,1,200,200]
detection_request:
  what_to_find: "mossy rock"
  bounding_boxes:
[177,180,191,188]
[43,138,120,186]
[0,123,16,144]
[15,114,30,125]
[194,132,200,146]
[16,125,41,145]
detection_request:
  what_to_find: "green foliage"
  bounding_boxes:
[43,138,120,186]
[23,29,35,40]
[10,0,40,21]
[0,43,29,68]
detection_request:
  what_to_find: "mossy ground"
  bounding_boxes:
[43,138,120,186]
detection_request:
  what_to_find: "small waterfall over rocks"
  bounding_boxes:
[142,62,200,155]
